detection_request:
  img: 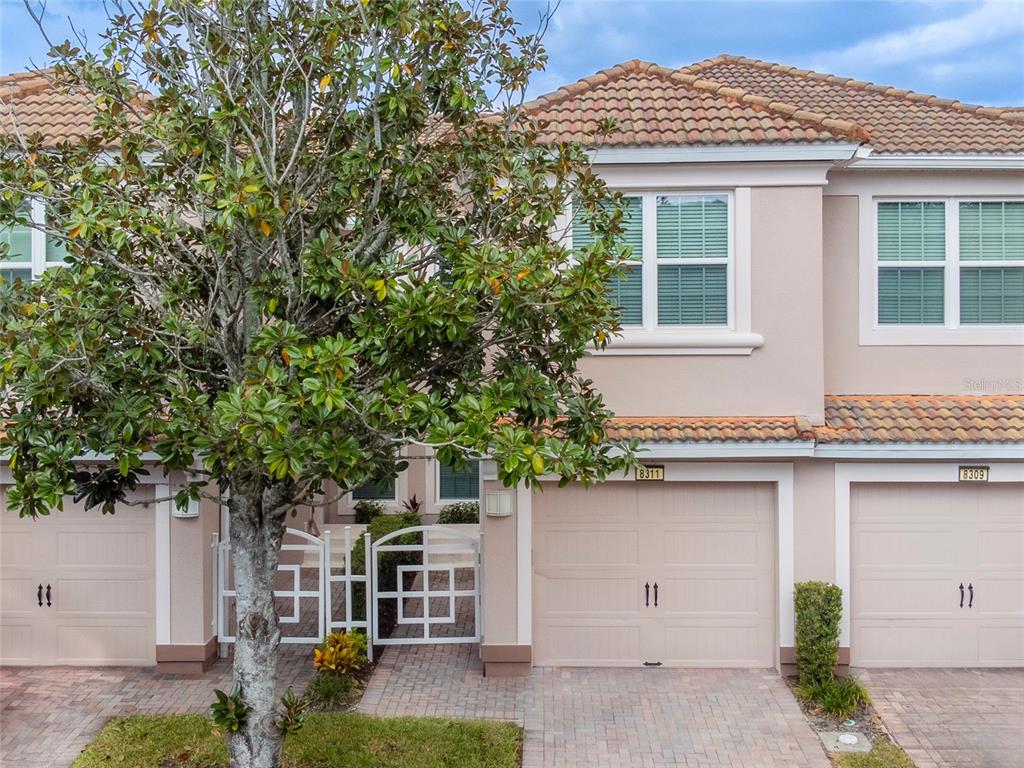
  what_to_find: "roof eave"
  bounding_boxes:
[846,153,1024,170]
[587,141,863,165]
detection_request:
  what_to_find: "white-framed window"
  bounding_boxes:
[0,200,68,283]
[436,459,480,503]
[351,476,398,502]
[864,197,1024,345]
[568,188,760,355]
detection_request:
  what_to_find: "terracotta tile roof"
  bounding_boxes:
[0,69,99,146]
[680,55,1024,155]
[520,59,868,148]
[818,395,1024,444]
[605,416,816,443]
[605,396,1024,445]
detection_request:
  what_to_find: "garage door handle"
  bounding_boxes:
[959,583,964,608]
[46,584,52,607]
[37,584,43,607]
[644,582,650,607]
[968,583,973,609]
[653,582,658,607]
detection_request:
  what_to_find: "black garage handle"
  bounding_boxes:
[644,582,650,607]
[968,583,973,609]
[37,584,43,607]
[959,582,964,608]
[653,582,659,607]
[46,584,52,607]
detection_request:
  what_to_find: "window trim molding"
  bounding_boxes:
[583,187,760,355]
[0,200,68,280]
[859,194,1024,346]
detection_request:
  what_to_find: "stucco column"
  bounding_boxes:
[479,463,532,676]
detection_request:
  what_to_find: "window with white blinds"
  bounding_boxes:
[572,191,733,331]
[438,459,480,500]
[0,201,71,284]
[875,199,1024,330]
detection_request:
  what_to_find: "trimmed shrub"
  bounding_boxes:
[794,580,843,687]
[796,677,871,719]
[438,501,479,525]
[313,631,368,676]
[352,500,386,524]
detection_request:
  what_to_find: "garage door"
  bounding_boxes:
[0,485,156,665]
[851,482,1024,667]
[533,482,776,667]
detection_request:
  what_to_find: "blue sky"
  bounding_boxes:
[2,0,1022,105]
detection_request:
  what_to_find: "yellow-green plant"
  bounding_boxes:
[312,631,367,676]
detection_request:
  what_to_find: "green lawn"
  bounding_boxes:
[71,713,521,768]
[835,741,917,768]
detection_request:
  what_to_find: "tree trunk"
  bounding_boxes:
[228,483,289,768]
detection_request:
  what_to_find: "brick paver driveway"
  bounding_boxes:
[856,668,1024,768]
[0,647,314,768]
[359,642,828,768]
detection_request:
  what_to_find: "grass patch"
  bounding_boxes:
[835,740,917,768]
[796,677,871,719]
[72,712,521,768]
[306,671,358,710]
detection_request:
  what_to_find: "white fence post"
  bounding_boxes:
[364,531,374,662]
[323,528,332,641]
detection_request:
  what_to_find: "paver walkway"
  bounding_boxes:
[359,641,828,768]
[0,647,314,768]
[856,667,1024,768]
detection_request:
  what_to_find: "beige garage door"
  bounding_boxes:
[852,482,1024,667]
[533,481,776,667]
[0,485,156,665]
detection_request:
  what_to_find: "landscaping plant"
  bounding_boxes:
[275,688,307,736]
[312,631,368,677]
[438,501,480,524]
[795,677,870,719]
[0,3,635,765]
[305,670,356,711]
[352,500,386,525]
[794,581,843,686]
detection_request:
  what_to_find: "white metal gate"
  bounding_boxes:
[370,525,482,646]
[215,523,481,652]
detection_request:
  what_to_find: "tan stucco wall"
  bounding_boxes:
[793,459,835,583]
[168,490,219,645]
[581,186,826,421]
[822,194,1023,395]
[480,479,518,645]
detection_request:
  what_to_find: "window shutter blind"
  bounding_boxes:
[573,197,643,326]
[0,223,31,263]
[959,201,1024,261]
[960,267,1024,324]
[877,202,945,261]
[353,477,395,500]
[657,264,728,325]
[877,267,945,324]
[656,196,728,259]
[439,460,480,499]
[0,268,32,284]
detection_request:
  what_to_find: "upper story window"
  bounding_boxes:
[569,190,760,354]
[0,201,69,284]
[869,198,1024,345]
[438,459,480,501]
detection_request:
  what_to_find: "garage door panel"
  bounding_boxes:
[978,625,1024,664]
[659,526,766,567]
[57,622,153,665]
[851,482,1024,668]
[535,573,643,616]
[537,622,643,666]
[1,487,157,666]
[57,529,152,567]
[855,576,959,617]
[533,481,776,668]
[854,528,956,568]
[534,528,641,568]
[661,622,771,667]
[657,576,771,617]
[57,576,154,615]
[856,622,960,666]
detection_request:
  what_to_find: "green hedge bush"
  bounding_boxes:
[353,500,386,524]
[348,511,421,637]
[437,501,479,524]
[794,580,843,687]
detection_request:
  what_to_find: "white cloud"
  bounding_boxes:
[812,0,1024,71]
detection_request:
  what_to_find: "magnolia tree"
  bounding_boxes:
[0,1,634,765]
